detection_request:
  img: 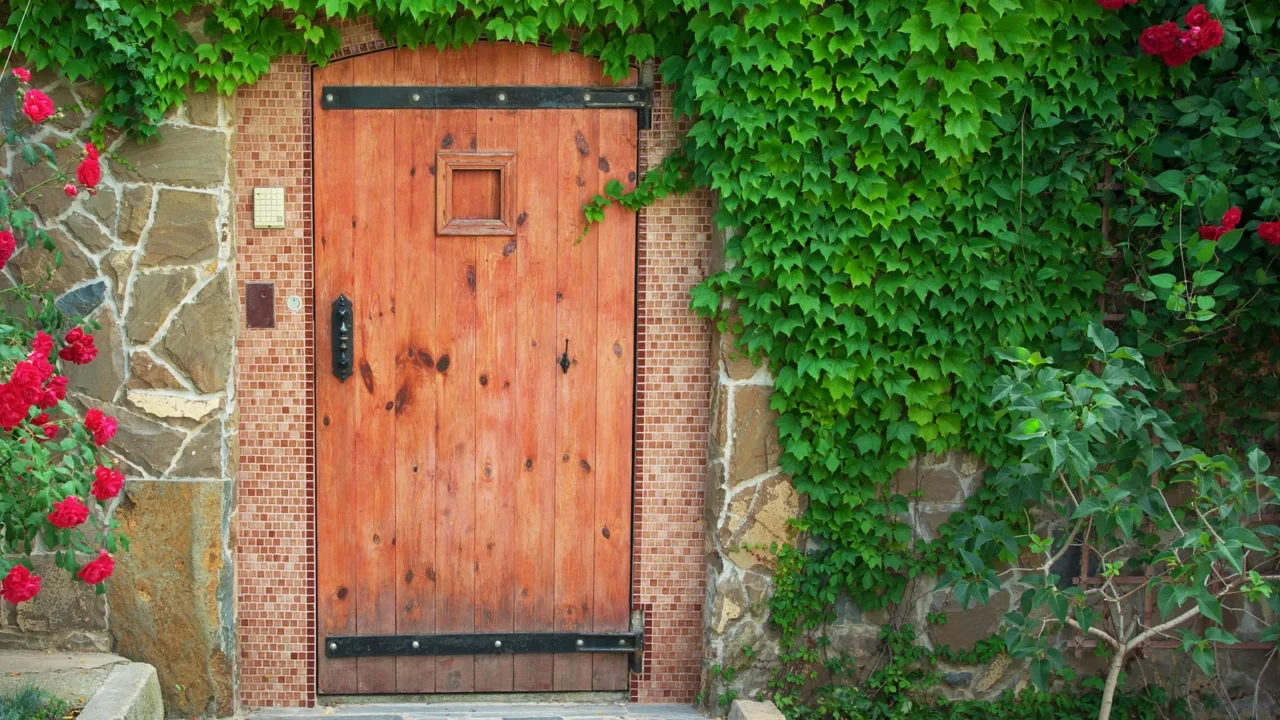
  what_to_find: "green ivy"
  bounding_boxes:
[6,0,1280,712]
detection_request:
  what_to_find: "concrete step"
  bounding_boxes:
[0,650,162,720]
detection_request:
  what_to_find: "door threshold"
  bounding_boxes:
[319,691,628,706]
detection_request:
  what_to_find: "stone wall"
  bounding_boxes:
[701,333,1280,715]
[0,71,237,717]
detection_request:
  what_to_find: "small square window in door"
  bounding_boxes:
[436,150,516,235]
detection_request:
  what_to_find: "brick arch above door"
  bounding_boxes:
[233,25,713,710]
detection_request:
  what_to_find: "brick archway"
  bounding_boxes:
[233,26,713,710]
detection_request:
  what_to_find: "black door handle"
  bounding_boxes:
[332,294,353,381]
[559,339,570,374]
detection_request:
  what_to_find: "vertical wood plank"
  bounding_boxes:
[315,58,358,695]
[512,45,561,693]
[552,52,602,692]
[432,43,479,694]
[591,107,638,690]
[393,46,440,694]
[351,50,399,694]
[472,42,522,694]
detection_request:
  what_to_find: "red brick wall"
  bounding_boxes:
[234,25,710,709]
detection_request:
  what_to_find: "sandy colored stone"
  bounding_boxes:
[14,555,106,635]
[8,228,95,295]
[62,211,113,252]
[711,578,746,634]
[75,398,185,476]
[102,249,135,306]
[728,385,780,486]
[721,331,761,380]
[722,474,804,571]
[125,391,221,423]
[109,480,234,716]
[64,307,125,403]
[127,351,185,390]
[158,271,235,393]
[185,89,220,126]
[140,190,219,266]
[118,185,153,246]
[111,126,228,188]
[711,382,728,460]
[126,268,197,342]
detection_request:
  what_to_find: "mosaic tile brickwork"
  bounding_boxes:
[235,27,712,710]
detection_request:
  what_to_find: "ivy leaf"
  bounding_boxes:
[1196,590,1223,624]
[1154,170,1186,195]
[945,13,984,49]
[924,0,960,28]
[1087,322,1118,353]
[1205,627,1239,645]
[1149,274,1177,289]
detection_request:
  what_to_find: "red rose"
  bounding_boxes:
[1260,222,1280,246]
[1184,4,1212,27]
[77,550,114,585]
[1221,207,1241,231]
[0,230,14,271]
[32,331,53,359]
[63,183,77,197]
[1193,19,1224,51]
[1199,225,1223,241]
[59,328,97,365]
[1,564,40,604]
[91,466,124,502]
[21,89,54,124]
[76,144,101,188]
[1140,22,1181,55]
[1162,44,1196,67]
[84,408,117,446]
[48,495,89,529]
[11,67,30,83]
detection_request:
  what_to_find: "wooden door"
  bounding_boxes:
[314,44,637,695]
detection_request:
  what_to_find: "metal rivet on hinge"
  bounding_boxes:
[628,94,635,102]
[497,93,507,102]
[328,642,337,651]
[411,93,421,103]
[583,93,592,102]
[411,640,420,649]
[576,638,585,647]
[619,638,628,646]
[494,640,503,648]
[325,94,334,103]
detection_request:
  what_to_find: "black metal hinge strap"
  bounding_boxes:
[321,86,651,111]
[324,631,644,662]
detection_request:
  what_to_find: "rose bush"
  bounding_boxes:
[0,66,126,605]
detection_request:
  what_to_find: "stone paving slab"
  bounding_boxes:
[249,703,705,720]
[0,650,128,705]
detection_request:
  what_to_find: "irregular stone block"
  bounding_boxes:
[83,185,120,230]
[12,143,79,221]
[185,90,220,127]
[48,85,85,131]
[109,480,233,717]
[65,307,125,403]
[720,474,804,570]
[57,280,107,318]
[118,186,152,246]
[13,555,106,634]
[102,250,134,307]
[720,331,761,380]
[140,190,218,266]
[9,228,95,295]
[63,211,113,252]
[111,126,228,188]
[127,352,185,391]
[171,420,224,478]
[126,268,197,342]
[931,591,1009,651]
[729,699,787,720]
[72,398,185,476]
[159,271,235,393]
[728,385,780,486]
[125,391,221,425]
[892,463,964,502]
